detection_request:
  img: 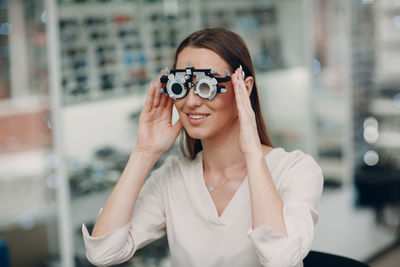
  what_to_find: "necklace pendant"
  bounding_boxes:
[208,185,215,192]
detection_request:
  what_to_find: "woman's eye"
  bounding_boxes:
[199,83,210,95]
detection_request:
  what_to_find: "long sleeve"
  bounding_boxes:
[82,164,167,267]
[247,155,324,267]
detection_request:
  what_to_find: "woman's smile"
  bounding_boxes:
[187,113,210,125]
[174,47,237,140]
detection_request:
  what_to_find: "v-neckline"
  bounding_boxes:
[199,160,248,221]
[195,148,279,226]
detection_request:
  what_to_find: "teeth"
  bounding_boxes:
[189,114,208,119]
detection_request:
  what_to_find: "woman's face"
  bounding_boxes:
[174,47,238,141]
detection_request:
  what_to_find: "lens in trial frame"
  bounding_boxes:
[195,78,218,100]
[198,82,211,95]
[165,73,188,99]
[166,82,187,99]
[171,83,184,95]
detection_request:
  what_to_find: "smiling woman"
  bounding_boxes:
[174,48,239,141]
[82,27,323,267]
[173,28,272,160]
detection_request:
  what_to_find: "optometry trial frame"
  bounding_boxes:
[159,62,232,100]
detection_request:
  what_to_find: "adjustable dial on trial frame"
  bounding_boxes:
[159,63,231,100]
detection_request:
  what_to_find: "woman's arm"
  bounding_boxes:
[91,149,160,237]
[231,66,287,236]
[245,153,287,236]
[91,79,182,237]
[232,66,323,266]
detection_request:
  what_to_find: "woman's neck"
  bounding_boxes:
[201,121,246,175]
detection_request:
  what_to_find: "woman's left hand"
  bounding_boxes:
[232,66,263,158]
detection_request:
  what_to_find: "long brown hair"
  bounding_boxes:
[173,27,272,160]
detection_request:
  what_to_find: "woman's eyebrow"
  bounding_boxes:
[213,72,221,76]
[213,70,232,77]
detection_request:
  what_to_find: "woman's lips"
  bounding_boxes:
[187,113,210,125]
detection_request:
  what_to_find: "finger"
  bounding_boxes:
[233,77,247,119]
[235,68,253,111]
[159,91,169,108]
[233,71,245,105]
[166,96,174,110]
[234,69,258,132]
[233,71,253,119]
[232,72,242,104]
[154,69,168,108]
[157,67,168,89]
[153,83,162,108]
[171,119,183,136]
[143,81,156,113]
[164,97,175,118]
[159,97,174,121]
[235,68,249,98]
[156,73,163,89]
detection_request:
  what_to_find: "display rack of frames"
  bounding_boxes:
[140,0,200,76]
[58,1,146,105]
[58,0,199,106]
[200,0,283,72]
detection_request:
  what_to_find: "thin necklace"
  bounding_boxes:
[207,179,232,193]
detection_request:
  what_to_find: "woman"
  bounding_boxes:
[82,27,323,267]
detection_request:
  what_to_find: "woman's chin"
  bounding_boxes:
[184,127,209,140]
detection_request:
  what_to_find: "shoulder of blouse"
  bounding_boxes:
[146,154,192,184]
[271,148,322,173]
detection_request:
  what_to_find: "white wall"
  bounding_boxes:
[62,95,144,161]
[257,67,314,154]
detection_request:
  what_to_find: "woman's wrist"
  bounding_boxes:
[118,147,160,185]
[132,147,162,163]
[245,152,264,165]
[244,144,264,161]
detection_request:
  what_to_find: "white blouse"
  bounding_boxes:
[82,147,324,267]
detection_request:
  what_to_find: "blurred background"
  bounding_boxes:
[0,0,399,266]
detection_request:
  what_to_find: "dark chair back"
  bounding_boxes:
[303,251,369,267]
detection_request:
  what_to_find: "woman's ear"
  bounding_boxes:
[244,76,254,96]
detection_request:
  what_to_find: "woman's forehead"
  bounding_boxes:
[176,47,230,70]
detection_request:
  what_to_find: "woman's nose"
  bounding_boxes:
[185,86,202,107]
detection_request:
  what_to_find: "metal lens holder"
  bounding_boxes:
[159,62,231,100]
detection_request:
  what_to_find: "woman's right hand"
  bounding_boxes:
[135,78,182,156]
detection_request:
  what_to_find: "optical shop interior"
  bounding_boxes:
[1,0,400,266]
